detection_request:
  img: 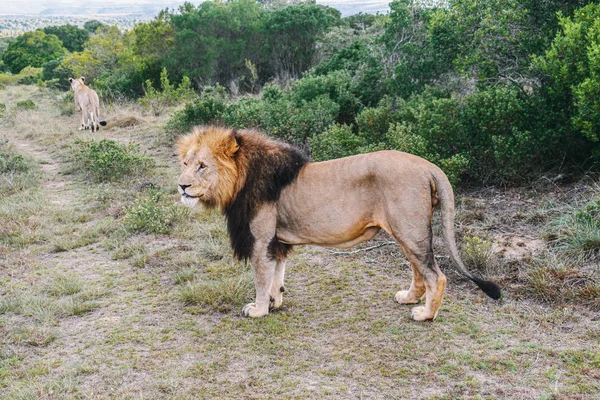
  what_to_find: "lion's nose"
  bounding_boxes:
[179,184,191,191]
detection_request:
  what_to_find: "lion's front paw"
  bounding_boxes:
[241,303,269,318]
[410,306,437,321]
[395,290,422,304]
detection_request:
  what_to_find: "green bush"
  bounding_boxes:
[262,94,339,146]
[291,70,361,124]
[16,100,36,110]
[72,139,154,183]
[223,97,263,129]
[124,190,187,234]
[139,68,195,116]
[166,85,228,134]
[310,124,365,161]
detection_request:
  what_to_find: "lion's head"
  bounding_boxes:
[68,77,85,91]
[176,126,241,208]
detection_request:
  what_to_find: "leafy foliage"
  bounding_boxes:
[139,68,195,116]
[4,0,600,185]
[83,20,105,33]
[42,25,89,52]
[124,190,187,235]
[2,30,66,74]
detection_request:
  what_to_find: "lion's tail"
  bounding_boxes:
[432,170,502,300]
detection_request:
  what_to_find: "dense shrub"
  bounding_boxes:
[166,85,228,134]
[310,124,366,162]
[223,97,263,129]
[72,139,154,183]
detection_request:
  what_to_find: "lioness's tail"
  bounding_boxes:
[432,170,502,300]
[99,121,107,126]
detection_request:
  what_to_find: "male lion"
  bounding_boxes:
[177,126,501,321]
[68,77,107,132]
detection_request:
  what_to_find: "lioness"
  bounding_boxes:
[68,77,107,132]
[177,126,501,321]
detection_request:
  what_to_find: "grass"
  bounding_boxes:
[0,84,598,399]
[71,138,155,183]
[0,138,40,196]
[179,273,254,311]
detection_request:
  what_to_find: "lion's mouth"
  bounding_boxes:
[182,193,199,199]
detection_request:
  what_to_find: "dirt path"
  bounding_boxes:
[3,128,76,206]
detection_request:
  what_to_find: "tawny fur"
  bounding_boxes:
[176,126,501,321]
[69,77,107,132]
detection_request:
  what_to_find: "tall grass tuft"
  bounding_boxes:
[180,273,254,311]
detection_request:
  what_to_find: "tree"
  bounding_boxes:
[535,3,600,148]
[428,0,538,85]
[43,24,90,52]
[168,0,267,87]
[84,20,105,33]
[2,30,66,74]
[265,1,340,79]
[131,10,176,86]
[60,25,125,82]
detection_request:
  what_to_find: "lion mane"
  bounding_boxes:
[177,126,308,261]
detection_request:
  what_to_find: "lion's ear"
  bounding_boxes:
[69,78,73,83]
[226,130,240,156]
[80,77,85,82]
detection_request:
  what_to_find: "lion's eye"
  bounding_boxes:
[197,163,206,172]
[183,162,188,166]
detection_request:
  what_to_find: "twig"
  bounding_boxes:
[330,241,396,255]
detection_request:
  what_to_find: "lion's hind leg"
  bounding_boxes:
[388,219,446,321]
[395,257,426,305]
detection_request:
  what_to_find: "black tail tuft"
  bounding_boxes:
[472,277,502,300]
[99,121,107,126]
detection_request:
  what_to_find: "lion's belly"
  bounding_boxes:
[276,223,381,248]
[275,179,384,248]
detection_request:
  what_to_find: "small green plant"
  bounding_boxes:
[124,190,188,234]
[16,99,36,110]
[72,139,154,182]
[0,103,6,117]
[575,199,600,228]
[549,199,600,262]
[140,68,195,116]
[462,234,495,276]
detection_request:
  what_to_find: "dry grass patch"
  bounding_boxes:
[107,115,145,129]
